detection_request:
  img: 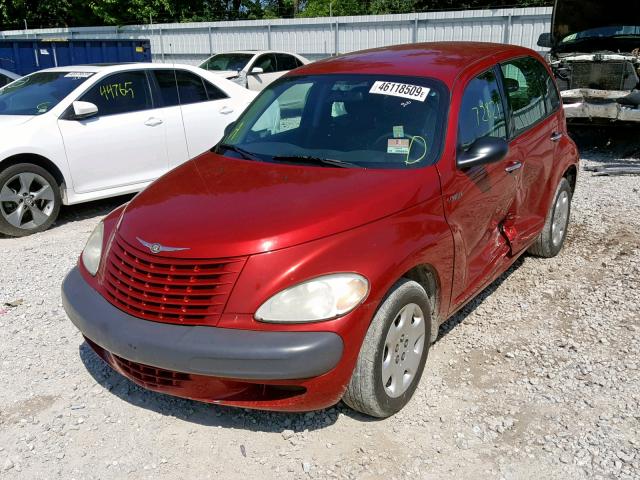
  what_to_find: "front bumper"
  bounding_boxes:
[62,267,346,408]
[562,89,640,122]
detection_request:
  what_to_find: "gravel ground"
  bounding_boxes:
[0,138,638,479]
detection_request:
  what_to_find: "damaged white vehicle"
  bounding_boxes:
[538,0,640,123]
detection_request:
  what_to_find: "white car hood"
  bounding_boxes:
[0,115,36,128]
[206,70,242,79]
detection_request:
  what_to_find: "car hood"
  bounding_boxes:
[551,0,638,52]
[117,152,433,258]
[205,70,241,79]
[0,115,35,128]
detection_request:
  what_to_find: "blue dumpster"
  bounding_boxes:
[0,39,151,76]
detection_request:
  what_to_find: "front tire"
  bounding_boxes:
[527,177,572,258]
[0,163,61,237]
[343,279,431,418]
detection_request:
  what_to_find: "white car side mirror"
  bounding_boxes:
[250,67,264,74]
[72,101,98,119]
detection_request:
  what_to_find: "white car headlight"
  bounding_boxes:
[81,222,104,276]
[255,273,369,323]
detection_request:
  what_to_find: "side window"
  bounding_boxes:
[295,57,305,68]
[175,70,208,105]
[275,54,298,72]
[252,54,276,74]
[458,69,507,151]
[204,81,228,101]
[500,57,547,134]
[80,71,152,116]
[0,74,12,86]
[538,62,561,113]
[152,69,179,107]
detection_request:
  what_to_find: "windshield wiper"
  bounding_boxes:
[215,143,261,161]
[271,155,362,169]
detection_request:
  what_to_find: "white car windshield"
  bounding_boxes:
[200,53,254,72]
[0,71,94,116]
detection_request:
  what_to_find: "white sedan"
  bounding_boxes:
[0,63,256,237]
[199,50,309,91]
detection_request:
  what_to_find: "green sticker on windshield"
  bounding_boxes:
[393,125,404,138]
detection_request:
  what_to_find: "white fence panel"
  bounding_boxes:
[1,7,552,65]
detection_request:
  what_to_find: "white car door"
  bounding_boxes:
[246,54,282,91]
[58,70,168,194]
[174,69,243,160]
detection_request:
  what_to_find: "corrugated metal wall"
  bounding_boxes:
[1,7,551,65]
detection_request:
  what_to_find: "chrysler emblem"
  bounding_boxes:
[136,237,190,254]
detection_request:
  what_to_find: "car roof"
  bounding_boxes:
[215,50,297,56]
[35,63,200,74]
[290,42,533,85]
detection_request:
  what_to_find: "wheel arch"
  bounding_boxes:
[400,263,441,344]
[1,153,67,194]
[563,164,578,193]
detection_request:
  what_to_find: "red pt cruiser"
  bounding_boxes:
[62,43,579,418]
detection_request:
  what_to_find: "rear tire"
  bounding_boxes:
[343,279,431,418]
[527,177,572,258]
[0,163,61,237]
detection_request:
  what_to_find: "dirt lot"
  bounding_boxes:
[0,134,638,479]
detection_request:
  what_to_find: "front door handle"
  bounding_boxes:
[505,161,522,173]
[550,131,563,142]
[219,105,234,115]
[144,117,163,127]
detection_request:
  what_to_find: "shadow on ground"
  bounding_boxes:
[569,125,640,160]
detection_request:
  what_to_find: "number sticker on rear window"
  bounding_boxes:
[369,81,429,102]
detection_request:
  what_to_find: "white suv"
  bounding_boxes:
[199,50,309,91]
[0,63,256,237]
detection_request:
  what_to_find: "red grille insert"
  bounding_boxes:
[103,234,247,325]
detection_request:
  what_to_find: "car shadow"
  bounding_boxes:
[78,341,344,432]
[77,256,527,429]
[436,256,525,341]
[0,194,133,240]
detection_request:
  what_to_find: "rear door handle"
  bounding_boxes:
[144,117,163,127]
[219,105,234,115]
[550,132,563,142]
[505,161,522,173]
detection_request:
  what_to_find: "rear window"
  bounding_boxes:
[0,71,94,116]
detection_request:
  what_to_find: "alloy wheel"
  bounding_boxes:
[0,172,56,230]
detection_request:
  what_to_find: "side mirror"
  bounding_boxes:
[72,101,98,120]
[457,136,509,170]
[250,67,264,75]
[537,32,552,48]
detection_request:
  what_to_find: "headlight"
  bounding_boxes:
[81,222,104,276]
[255,273,369,323]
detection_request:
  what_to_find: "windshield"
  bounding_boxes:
[0,71,94,116]
[560,25,640,44]
[200,53,254,71]
[218,74,448,169]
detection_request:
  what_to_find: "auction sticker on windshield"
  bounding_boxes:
[369,81,429,102]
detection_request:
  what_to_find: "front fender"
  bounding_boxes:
[222,196,454,336]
